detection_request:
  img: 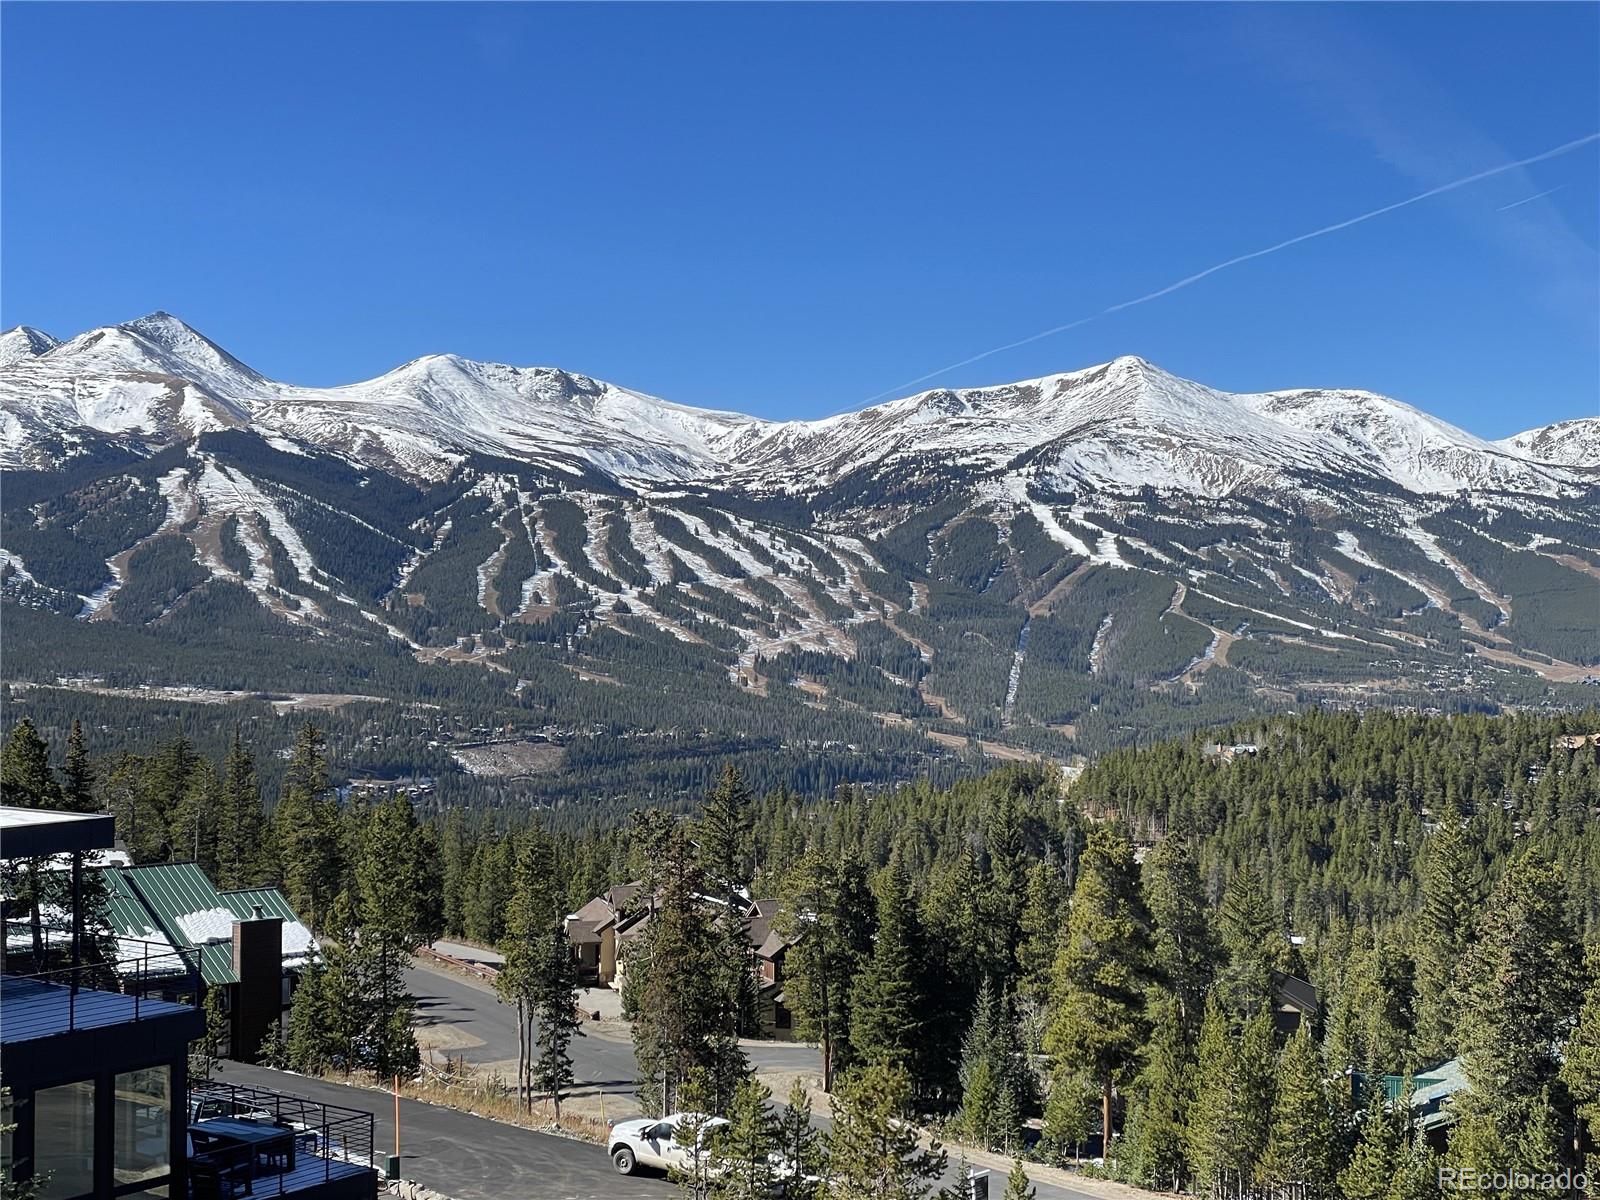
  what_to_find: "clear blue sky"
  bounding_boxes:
[3,2,1596,436]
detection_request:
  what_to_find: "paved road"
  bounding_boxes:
[404,960,1096,1200]
[408,959,817,1103]
[216,1061,673,1200]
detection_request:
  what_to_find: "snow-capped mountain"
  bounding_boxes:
[3,313,1595,777]
[1499,418,1600,469]
[0,326,61,369]
[1,313,1590,501]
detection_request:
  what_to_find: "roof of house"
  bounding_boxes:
[99,863,315,986]
[0,806,115,860]
[1411,1058,1469,1125]
[1270,969,1320,1016]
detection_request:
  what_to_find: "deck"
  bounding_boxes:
[190,1154,375,1199]
[1,974,199,1042]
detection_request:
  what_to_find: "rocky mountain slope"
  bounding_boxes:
[3,313,1596,803]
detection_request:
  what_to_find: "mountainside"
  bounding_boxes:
[3,313,1597,809]
[1499,417,1600,469]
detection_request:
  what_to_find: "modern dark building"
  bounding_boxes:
[1,806,377,1200]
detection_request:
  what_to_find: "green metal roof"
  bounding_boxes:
[219,887,300,924]
[98,863,307,987]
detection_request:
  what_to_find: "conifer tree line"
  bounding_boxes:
[5,708,1600,1197]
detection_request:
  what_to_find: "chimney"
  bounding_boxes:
[232,911,284,1065]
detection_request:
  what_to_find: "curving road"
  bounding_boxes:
[407,959,818,1110]
[403,959,1105,1200]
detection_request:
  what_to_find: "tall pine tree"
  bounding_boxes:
[1043,825,1153,1154]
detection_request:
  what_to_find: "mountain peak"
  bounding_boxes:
[0,326,61,369]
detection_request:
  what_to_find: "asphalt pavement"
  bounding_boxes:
[407,959,817,1109]
[402,959,1105,1200]
[215,1061,674,1200]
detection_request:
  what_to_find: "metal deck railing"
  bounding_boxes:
[0,932,201,1041]
[188,1079,377,1196]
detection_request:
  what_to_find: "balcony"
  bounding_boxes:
[1,934,202,1045]
[187,1080,377,1200]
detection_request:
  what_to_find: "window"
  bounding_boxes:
[35,1080,94,1200]
[1,1088,16,1184]
[114,1066,171,1189]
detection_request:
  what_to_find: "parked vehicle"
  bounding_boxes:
[608,1112,729,1175]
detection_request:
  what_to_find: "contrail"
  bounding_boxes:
[856,131,1599,406]
[1497,184,1566,212]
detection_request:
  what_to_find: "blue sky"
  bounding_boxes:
[3,3,1596,437]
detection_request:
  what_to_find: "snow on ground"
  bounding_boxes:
[1399,523,1509,618]
[1088,614,1114,675]
[1334,531,1439,609]
[199,462,318,578]
[0,548,36,584]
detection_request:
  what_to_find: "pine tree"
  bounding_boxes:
[822,1060,946,1200]
[1,719,61,808]
[707,1075,779,1200]
[1000,1160,1036,1200]
[0,719,65,961]
[700,765,760,1039]
[1387,1111,1441,1200]
[1331,932,1418,1078]
[778,849,873,1091]
[991,1076,1024,1158]
[632,819,742,1115]
[1559,944,1600,1179]
[775,1079,823,1188]
[272,723,343,930]
[1508,1090,1568,1189]
[1339,1095,1401,1200]
[1124,996,1192,1192]
[960,1056,998,1151]
[670,1068,718,1200]
[1186,998,1274,1196]
[1217,864,1278,1019]
[1040,1071,1099,1165]
[216,726,266,889]
[499,833,556,1110]
[1142,838,1221,1039]
[1043,825,1153,1154]
[60,719,94,812]
[1454,851,1583,1158]
[286,895,363,1074]
[170,758,221,875]
[1258,1025,1337,1198]
[849,861,925,1075]
[530,917,584,1118]
[1014,861,1065,1007]
[957,978,1000,1146]
[699,763,753,897]
[1411,800,1476,1062]
[352,792,438,1079]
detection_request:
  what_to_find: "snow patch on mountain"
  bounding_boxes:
[1498,418,1600,468]
[0,326,60,369]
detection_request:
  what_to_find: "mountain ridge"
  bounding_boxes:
[3,313,1594,498]
[2,310,1595,804]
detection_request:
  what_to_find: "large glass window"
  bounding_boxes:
[35,1079,94,1200]
[114,1066,171,1189]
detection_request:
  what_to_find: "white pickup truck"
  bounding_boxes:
[608,1112,730,1175]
